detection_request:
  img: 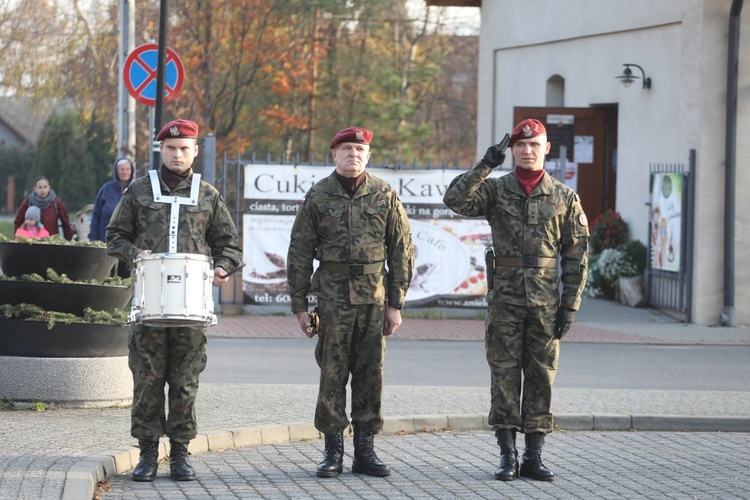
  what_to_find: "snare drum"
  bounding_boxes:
[129,253,217,327]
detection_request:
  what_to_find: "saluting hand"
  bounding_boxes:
[482,143,506,169]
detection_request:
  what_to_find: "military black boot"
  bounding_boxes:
[132,440,159,482]
[316,432,344,478]
[352,427,390,477]
[169,440,197,481]
[519,432,555,481]
[494,429,518,481]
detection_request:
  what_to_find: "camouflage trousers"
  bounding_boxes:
[314,300,386,436]
[128,324,208,443]
[485,301,559,434]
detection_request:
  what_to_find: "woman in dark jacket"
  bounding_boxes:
[13,176,74,240]
[89,157,135,242]
[88,157,134,278]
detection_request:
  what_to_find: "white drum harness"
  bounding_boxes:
[148,169,201,253]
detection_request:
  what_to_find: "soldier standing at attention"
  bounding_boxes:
[287,126,414,479]
[443,119,588,482]
[107,119,243,482]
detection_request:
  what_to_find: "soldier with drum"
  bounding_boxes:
[107,119,243,482]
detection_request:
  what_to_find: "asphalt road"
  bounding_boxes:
[202,338,750,392]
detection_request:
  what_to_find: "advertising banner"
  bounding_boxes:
[649,173,682,272]
[241,164,505,308]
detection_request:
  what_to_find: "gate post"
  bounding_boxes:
[202,134,216,186]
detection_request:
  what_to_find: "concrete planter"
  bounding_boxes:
[0,319,129,357]
[0,281,131,316]
[0,320,132,407]
[0,241,117,282]
[0,355,132,408]
[0,241,132,407]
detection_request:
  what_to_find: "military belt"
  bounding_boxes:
[319,261,385,276]
[495,256,558,268]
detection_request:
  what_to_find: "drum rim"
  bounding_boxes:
[134,252,212,262]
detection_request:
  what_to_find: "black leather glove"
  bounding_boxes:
[482,143,506,169]
[554,307,575,340]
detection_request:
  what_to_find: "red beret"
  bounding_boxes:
[509,119,547,146]
[155,119,199,141]
[329,126,373,149]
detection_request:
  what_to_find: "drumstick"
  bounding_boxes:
[222,263,246,278]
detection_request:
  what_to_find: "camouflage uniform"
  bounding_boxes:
[107,168,242,442]
[287,171,414,436]
[443,162,588,434]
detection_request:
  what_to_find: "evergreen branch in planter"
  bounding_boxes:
[0,268,132,287]
[0,233,107,247]
[0,303,128,329]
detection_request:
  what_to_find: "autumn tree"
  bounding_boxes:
[1,0,477,169]
[0,1,69,97]
[167,0,289,156]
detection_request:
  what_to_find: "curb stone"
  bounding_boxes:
[65,413,750,500]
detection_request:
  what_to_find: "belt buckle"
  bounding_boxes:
[523,257,538,268]
[350,264,364,276]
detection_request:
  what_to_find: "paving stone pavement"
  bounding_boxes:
[1,297,750,499]
[97,430,750,499]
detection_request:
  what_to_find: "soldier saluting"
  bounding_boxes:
[287,126,414,479]
[443,119,589,482]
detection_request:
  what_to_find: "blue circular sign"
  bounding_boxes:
[123,43,184,106]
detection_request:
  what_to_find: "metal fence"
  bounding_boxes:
[645,150,695,322]
[214,150,697,321]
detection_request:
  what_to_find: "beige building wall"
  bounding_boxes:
[476,0,749,325]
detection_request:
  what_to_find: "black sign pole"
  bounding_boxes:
[151,0,168,172]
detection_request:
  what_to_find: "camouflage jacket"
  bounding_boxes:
[106,168,243,273]
[443,162,588,310]
[287,170,414,313]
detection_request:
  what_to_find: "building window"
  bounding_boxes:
[546,75,564,107]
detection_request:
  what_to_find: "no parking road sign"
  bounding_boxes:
[123,43,185,106]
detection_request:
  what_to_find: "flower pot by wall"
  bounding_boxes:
[619,275,645,307]
[601,282,616,299]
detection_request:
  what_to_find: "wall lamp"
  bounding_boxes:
[616,63,652,89]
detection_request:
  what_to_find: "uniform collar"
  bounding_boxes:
[325,170,372,199]
[508,170,553,197]
[159,165,193,191]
